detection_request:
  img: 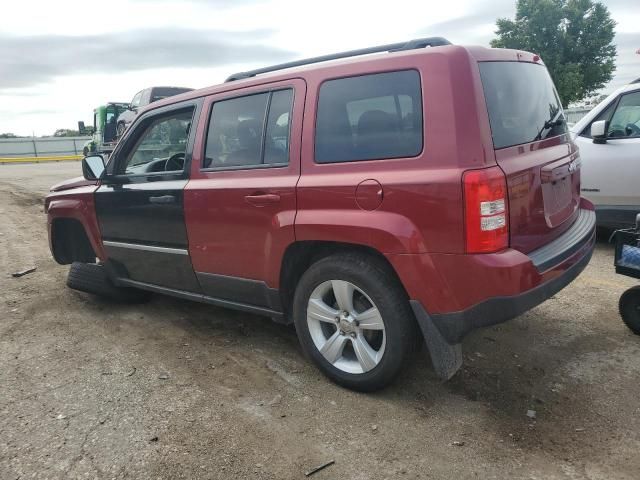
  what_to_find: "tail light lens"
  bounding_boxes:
[463,167,509,253]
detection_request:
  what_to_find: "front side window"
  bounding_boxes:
[608,91,640,138]
[580,100,616,138]
[204,88,293,169]
[120,108,194,174]
[315,70,423,163]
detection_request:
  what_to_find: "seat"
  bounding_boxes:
[355,109,401,159]
[226,119,262,166]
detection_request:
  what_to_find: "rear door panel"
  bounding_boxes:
[184,79,306,297]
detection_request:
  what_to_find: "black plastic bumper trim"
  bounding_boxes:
[528,208,595,272]
[414,229,595,345]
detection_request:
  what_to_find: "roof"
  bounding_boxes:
[141,41,542,115]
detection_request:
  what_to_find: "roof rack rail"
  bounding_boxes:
[225,37,452,82]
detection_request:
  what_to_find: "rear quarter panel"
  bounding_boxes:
[296,46,491,255]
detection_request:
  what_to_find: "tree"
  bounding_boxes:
[53,128,80,137]
[491,0,616,105]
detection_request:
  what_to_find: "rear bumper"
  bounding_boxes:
[410,235,593,344]
[594,205,639,229]
[390,202,596,344]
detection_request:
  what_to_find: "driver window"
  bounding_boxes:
[608,92,640,138]
[121,108,194,175]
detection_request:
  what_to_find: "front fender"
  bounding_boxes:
[46,185,105,261]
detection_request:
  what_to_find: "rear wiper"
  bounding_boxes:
[534,111,565,141]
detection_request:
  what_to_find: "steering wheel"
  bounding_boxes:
[608,124,626,138]
[625,123,640,136]
[165,152,185,171]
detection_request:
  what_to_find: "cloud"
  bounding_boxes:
[0,28,295,91]
[615,32,640,51]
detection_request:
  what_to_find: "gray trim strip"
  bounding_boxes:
[114,277,284,320]
[103,240,188,256]
[528,208,596,272]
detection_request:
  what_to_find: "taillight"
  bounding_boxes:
[463,166,509,253]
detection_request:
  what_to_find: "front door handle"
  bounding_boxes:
[149,195,176,204]
[244,193,281,207]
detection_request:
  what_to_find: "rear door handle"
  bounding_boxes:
[244,193,281,206]
[149,195,176,204]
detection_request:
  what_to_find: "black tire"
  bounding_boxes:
[619,286,640,335]
[67,262,151,303]
[292,253,417,391]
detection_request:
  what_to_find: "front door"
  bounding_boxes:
[184,80,305,309]
[578,90,640,208]
[95,100,202,292]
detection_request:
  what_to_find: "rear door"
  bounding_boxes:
[184,79,305,308]
[95,99,202,291]
[479,61,580,253]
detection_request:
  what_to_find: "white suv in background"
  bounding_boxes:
[572,79,640,228]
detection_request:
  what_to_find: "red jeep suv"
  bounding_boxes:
[45,38,595,391]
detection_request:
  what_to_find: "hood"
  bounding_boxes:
[50,176,97,192]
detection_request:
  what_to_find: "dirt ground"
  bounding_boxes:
[1,161,639,480]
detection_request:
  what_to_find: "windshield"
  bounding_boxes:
[479,62,567,149]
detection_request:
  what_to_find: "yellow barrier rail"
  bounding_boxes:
[0,155,83,164]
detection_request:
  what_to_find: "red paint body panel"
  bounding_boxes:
[184,79,305,287]
[46,185,105,261]
[44,43,594,327]
[495,135,581,253]
[389,198,594,314]
[50,176,97,192]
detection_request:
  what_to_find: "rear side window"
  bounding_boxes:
[479,62,568,149]
[204,89,293,169]
[315,70,423,163]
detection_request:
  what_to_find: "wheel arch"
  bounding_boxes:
[50,217,97,265]
[279,240,409,320]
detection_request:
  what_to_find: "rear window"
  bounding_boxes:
[479,62,567,149]
[150,87,193,103]
[315,70,423,163]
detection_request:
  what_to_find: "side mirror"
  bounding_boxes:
[82,155,105,181]
[591,120,609,144]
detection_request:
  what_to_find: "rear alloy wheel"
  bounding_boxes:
[307,280,386,374]
[293,253,416,391]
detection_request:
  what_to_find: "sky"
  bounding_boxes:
[0,0,638,136]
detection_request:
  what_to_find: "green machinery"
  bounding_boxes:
[80,102,129,156]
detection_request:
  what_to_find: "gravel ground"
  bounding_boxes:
[1,161,639,480]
